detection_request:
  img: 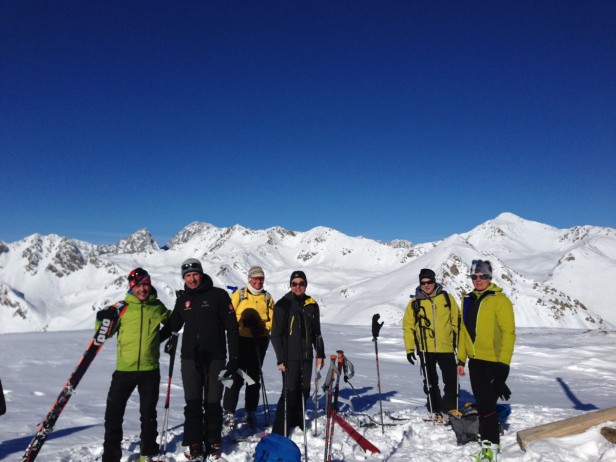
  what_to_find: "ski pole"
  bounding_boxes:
[323,355,337,462]
[297,331,308,461]
[159,331,179,460]
[325,350,345,461]
[312,367,321,436]
[254,341,271,426]
[283,369,288,438]
[415,306,435,424]
[371,314,385,434]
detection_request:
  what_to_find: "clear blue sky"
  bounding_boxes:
[2,1,615,245]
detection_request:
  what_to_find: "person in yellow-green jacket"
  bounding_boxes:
[457,260,516,461]
[222,265,274,429]
[403,268,460,420]
[96,268,171,462]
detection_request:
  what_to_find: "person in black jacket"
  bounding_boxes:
[169,258,240,462]
[270,270,325,436]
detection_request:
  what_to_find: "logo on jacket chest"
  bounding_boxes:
[183,300,211,311]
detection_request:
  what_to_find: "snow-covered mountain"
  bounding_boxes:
[1,213,615,333]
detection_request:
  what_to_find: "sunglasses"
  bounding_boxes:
[419,280,434,286]
[470,274,491,281]
[291,281,306,287]
[181,262,201,271]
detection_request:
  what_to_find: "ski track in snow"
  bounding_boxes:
[1,325,615,461]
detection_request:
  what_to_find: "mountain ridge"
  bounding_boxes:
[1,212,614,333]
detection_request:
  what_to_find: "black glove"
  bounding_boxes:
[223,357,238,379]
[96,306,118,322]
[494,380,511,401]
[407,352,417,365]
[372,314,384,339]
[493,362,511,400]
[164,333,179,355]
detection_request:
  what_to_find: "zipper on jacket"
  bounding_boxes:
[137,302,144,370]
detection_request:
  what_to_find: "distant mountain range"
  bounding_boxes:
[1,212,615,333]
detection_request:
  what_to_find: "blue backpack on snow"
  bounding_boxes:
[254,433,301,461]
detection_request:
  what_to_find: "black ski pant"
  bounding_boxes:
[223,336,269,414]
[469,358,502,445]
[181,357,225,447]
[272,359,312,436]
[419,352,457,414]
[102,369,160,461]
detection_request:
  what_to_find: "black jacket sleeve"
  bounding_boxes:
[220,290,240,359]
[270,297,290,364]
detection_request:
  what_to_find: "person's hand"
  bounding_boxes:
[406,352,417,365]
[277,362,286,372]
[457,365,466,377]
[494,380,511,400]
[223,357,238,379]
[315,357,324,370]
[493,362,511,400]
[96,306,118,322]
[164,332,179,355]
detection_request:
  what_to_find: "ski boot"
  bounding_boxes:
[472,440,499,461]
[185,443,204,462]
[205,443,227,461]
[222,410,235,433]
[245,411,257,427]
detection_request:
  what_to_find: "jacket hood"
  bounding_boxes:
[414,282,445,300]
[184,273,214,293]
[472,283,503,297]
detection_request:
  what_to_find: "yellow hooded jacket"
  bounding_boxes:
[232,287,274,338]
[402,287,460,354]
[457,283,516,365]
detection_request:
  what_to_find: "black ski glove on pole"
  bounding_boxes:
[492,362,511,401]
[406,352,417,365]
[96,306,118,322]
[372,313,384,339]
[164,332,179,355]
[223,357,239,379]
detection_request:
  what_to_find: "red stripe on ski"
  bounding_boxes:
[332,413,380,454]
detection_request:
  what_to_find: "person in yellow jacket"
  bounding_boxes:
[457,260,516,461]
[222,266,274,429]
[96,268,171,462]
[403,268,460,419]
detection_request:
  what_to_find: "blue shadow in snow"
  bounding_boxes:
[556,377,599,411]
[0,424,99,459]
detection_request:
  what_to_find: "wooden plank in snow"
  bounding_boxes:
[517,407,616,451]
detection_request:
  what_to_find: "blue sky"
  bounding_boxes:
[2,1,615,246]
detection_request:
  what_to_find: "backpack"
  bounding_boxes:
[254,433,301,461]
[448,403,479,445]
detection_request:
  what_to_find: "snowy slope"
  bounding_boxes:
[0,325,615,461]
[0,213,615,333]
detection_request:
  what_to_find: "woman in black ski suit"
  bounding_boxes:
[270,270,325,436]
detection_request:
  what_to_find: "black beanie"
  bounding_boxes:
[419,268,436,283]
[290,270,307,285]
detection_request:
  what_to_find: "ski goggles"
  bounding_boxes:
[470,274,491,281]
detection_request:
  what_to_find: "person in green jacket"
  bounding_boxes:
[457,260,516,462]
[97,268,172,462]
[403,268,460,420]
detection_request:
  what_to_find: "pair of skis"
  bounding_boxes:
[20,302,179,462]
[321,350,379,461]
[20,301,126,462]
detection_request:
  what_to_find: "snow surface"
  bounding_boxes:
[1,324,615,461]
